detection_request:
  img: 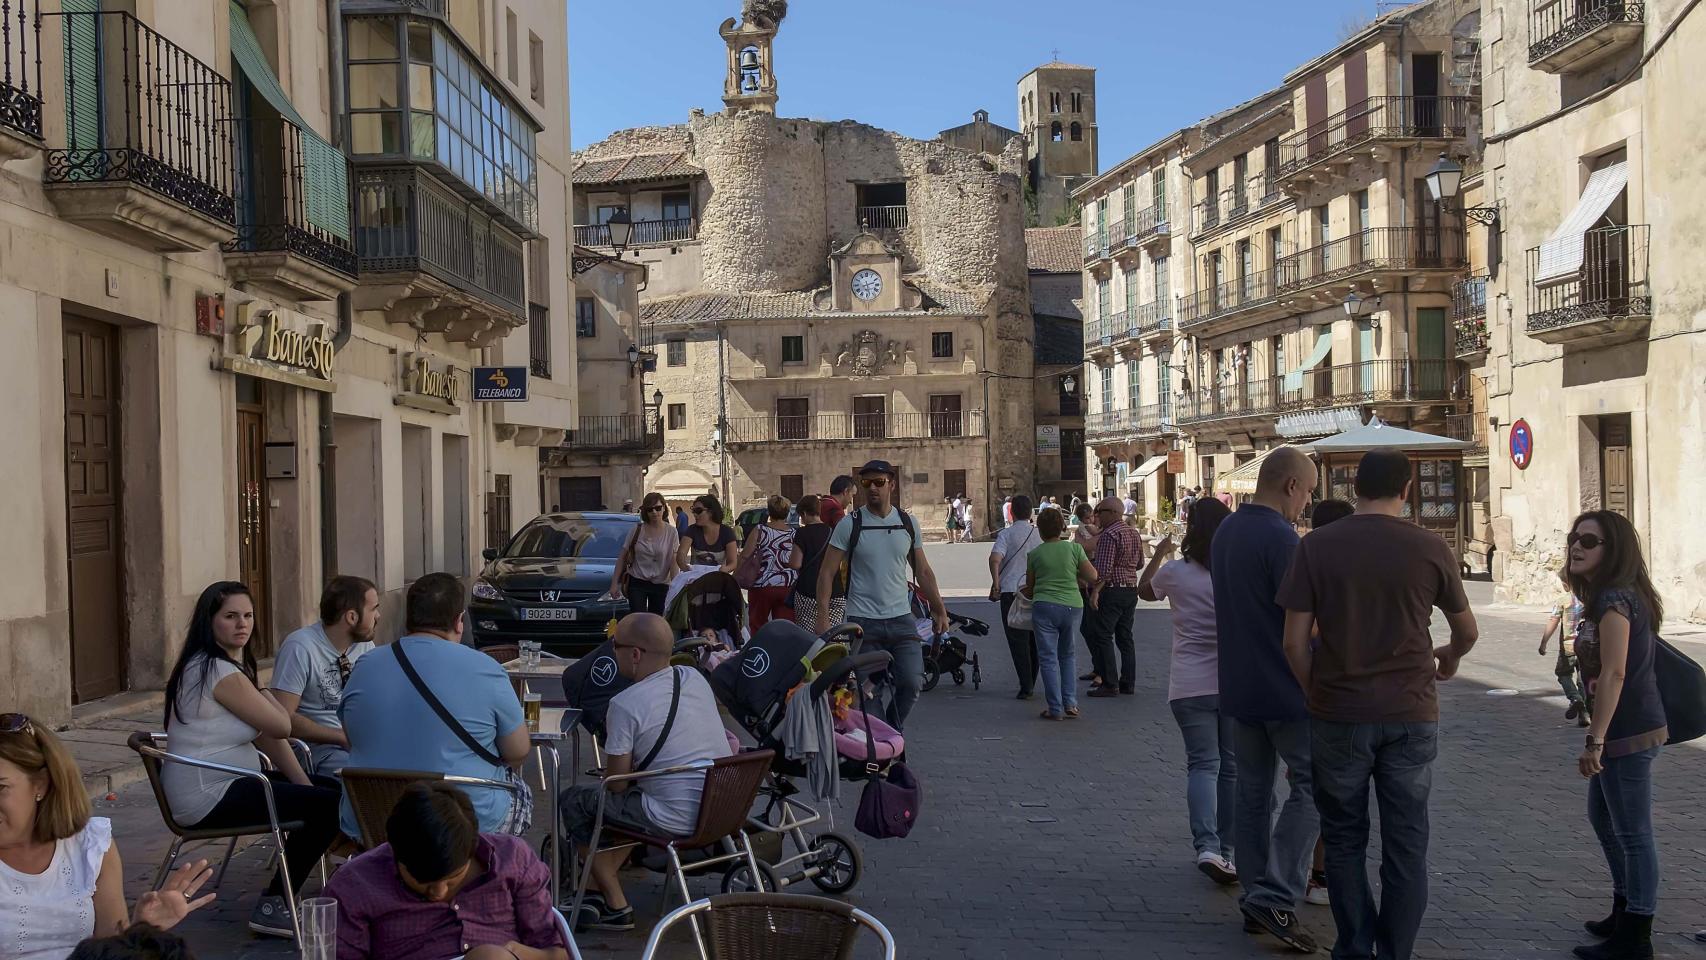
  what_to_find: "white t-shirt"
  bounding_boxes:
[0,818,111,960]
[604,666,733,836]
[990,521,1042,594]
[163,656,262,824]
[1149,558,1221,702]
[1123,497,1138,517]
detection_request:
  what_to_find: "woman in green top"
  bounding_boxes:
[1024,507,1100,720]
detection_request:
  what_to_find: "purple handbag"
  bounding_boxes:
[852,707,921,839]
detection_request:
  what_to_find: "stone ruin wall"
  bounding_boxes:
[689,111,829,293]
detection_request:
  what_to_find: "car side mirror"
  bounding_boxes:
[482,548,499,561]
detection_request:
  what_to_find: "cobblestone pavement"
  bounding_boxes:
[104,544,1706,959]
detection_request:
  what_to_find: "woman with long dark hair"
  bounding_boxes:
[1138,497,1237,886]
[610,491,681,615]
[1567,511,1666,960]
[160,582,341,938]
[676,494,739,573]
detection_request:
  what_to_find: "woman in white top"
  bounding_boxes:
[160,581,342,938]
[610,492,685,616]
[738,494,798,631]
[0,714,214,960]
[1137,497,1238,886]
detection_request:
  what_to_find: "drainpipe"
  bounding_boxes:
[319,0,350,579]
[716,324,730,507]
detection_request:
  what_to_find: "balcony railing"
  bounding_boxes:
[1,0,42,142]
[1444,412,1488,455]
[528,303,550,378]
[354,166,526,317]
[1526,225,1650,342]
[725,410,986,444]
[1086,403,1174,440]
[1132,298,1173,335]
[574,217,696,247]
[1276,226,1465,294]
[1178,266,1280,329]
[43,10,235,223]
[1083,234,1104,262]
[1276,96,1474,180]
[1131,203,1168,243]
[564,414,663,452]
[1452,276,1488,356]
[857,205,908,231]
[1193,176,1284,235]
[1176,359,1463,425]
[222,117,356,277]
[1530,0,1644,67]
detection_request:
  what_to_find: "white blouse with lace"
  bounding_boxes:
[0,816,112,960]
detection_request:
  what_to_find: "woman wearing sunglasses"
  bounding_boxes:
[1565,511,1667,960]
[0,714,216,958]
[676,494,739,573]
[609,492,683,615]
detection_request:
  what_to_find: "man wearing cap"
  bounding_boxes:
[815,459,950,730]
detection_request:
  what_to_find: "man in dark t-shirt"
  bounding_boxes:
[1278,448,1478,960]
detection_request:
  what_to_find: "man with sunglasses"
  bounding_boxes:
[272,575,380,777]
[815,459,950,730]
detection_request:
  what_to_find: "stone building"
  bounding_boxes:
[572,7,1032,536]
[1472,0,1704,617]
[0,0,576,723]
[1027,226,1087,503]
[1018,62,1099,226]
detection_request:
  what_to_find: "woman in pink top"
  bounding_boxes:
[1138,497,1236,886]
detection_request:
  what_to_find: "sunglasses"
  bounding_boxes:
[691,507,705,515]
[1568,532,1605,550]
[0,713,34,736]
[336,653,353,689]
[859,477,890,488]
[644,505,664,513]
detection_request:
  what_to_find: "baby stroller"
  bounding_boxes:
[708,620,905,895]
[914,586,990,691]
[665,570,746,658]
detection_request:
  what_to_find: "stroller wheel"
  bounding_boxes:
[807,831,864,894]
[973,653,983,689]
[922,665,941,693]
[721,858,784,894]
[952,669,965,686]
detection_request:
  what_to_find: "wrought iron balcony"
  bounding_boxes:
[1192,176,1285,236]
[1276,226,1466,295]
[41,10,236,251]
[1086,403,1174,442]
[1132,298,1173,338]
[857,205,908,231]
[562,414,663,452]
[1176,359,1463,427]
[1444,411,1488,457]
[1177,266,1281,334]
[1275,96,1474,186]
[0,0,42,153]
[1083,234,1105,262]
[1452,276,1489,358]
[1529,0,1644,73]
[222,117,356,300]
[1131,203,1170,251]
[575,217,696,248]
[724,410,986,444]
[1526,225,1651,348]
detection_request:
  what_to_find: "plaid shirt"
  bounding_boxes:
[1092,522,1145,587]
[325,834,564,960]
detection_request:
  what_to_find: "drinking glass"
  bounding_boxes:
[524,691,543,732]
[299,897,337,960]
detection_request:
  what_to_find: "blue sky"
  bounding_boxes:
[569,0,1379,169]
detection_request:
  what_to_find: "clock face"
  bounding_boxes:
[851,269,883,302]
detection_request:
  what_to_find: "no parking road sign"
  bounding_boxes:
[1509,418,1534,471]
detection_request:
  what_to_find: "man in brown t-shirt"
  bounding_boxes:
[1277,448,1478,960]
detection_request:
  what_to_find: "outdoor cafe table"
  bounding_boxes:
[505,655,582,908]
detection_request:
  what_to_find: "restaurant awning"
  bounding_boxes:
[1220,444,1304,495]
[1134,457,1167,481]
[1300,421,1472,454]
[1535,160,1628,284]
[1277,406,1365,439]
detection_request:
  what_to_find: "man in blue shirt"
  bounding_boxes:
[340,573,532,838]
[814,459,949,730]
[1210,446,1320,954]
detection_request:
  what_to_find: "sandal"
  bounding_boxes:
[1064,706,1081,718]
[1038,709,1064,721]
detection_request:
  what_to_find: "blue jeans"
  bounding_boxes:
[849,615,925,730]
[1030,601,1081,716]
[1231,717,1317,911]
[1310,720,1438,960]
[1588,745,1661,916]
[1170,695,1236,859]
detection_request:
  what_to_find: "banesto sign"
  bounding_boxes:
[404,352,461,404]
[235,304,335,380]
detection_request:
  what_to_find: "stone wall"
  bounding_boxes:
[689,112,828,292]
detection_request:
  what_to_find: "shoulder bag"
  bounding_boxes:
[635,667,683,771]
[1656,637,1706,745]
[1000,528,1038,631]
[853,705,921,840]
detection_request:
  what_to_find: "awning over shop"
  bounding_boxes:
[1221,445,1304,495]
[1300,421,1472,454]
[1535,160,1628,284]
[1133,457,1167,481]
[1277,406,1365,439]
[1281,327,1335,392]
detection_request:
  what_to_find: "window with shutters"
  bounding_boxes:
[667,403,687,430]
[1127,362,1140,410]
[1097,279,1111,320]
[780,475,804,503]
[1153,257,1170,304]
[932,332,953,359]
[1100,365,1113,413]
[575,298,595,338]
[1123,184,1136,228]
[530,304,552,378]
[667,339,686,366]
[1157,356,1172,416]
[1124,268,1139,314]
[781,335,804,363]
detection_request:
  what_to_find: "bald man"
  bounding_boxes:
[1209,445,1323,952]
[1085,495,1146,695]
[558,614,731,931]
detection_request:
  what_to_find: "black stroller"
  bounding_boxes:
[922,610,991,692]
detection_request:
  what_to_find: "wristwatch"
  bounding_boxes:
[1585,736,1604,750]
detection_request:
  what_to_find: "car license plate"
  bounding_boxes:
[522,607,578,621]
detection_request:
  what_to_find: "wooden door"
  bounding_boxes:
[558,476,603,511]
[64,318,126,702]
[928,394,963,437]
[236,403,272,658]
[1601,415,1631,519]
[853,395,886,440]
[1412,54,1441,135]
[1415,308,1448,395]
[776,397,809,441]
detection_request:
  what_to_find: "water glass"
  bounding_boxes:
[298,897,336,960]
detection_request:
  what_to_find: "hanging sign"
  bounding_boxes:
[472,366,529,402]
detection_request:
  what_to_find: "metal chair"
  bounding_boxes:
[639,893,896,960]
[552,906,586,960]
[340,767,523,849]
[127,732,310,941]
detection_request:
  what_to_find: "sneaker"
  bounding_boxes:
[574,897,635,932]
[1566,700,1583,721]
[1240,904,1319,954]
[1578,711,1591,728]
[1306,870,1330,906]
[1196,851,1238,885]
[247,895,295,938]
[1087,687,1120,698]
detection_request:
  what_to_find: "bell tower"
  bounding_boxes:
[720,15,779,114]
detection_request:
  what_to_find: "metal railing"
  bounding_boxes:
[1132,298,1173,334]
[1086,404,1173,440]
[354,166,526,317]
[222,117,355,277]
[528,303,550,378]
[1452,276,1488,355]
[724,410,986,444]
[1444,412,1487,454]
[1176,359,1463,424]
[1192,176,1284,235]
[1,0,41,141]
[1083,234,1104,262]
[563,414,663,451]
[1178,266,1280,328]
[1275,226,1465,293]
[43,10,235,224]
[1276,96,1474,179]
[574,217,696,247]
[1526,225,1650,335]
[1131,203,1168,242]
[1530,0,1644,64]
[856,205,908,231]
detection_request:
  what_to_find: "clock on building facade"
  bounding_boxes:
[851,269,883,302]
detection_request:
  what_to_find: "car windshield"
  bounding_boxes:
[503,517,633,560]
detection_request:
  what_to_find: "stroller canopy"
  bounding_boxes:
[710,619,820,728]
[560,638,634,739]
[666,570,745,637]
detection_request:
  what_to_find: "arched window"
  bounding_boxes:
[1050,121,1063,142]
[1049,91,1061,114]
[1070,121,1082,142]
[1071,90,1083,113]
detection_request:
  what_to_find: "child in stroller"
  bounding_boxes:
[911,584,990,691]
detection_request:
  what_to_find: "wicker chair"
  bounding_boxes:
[479,643,521,666]
[639,893,895,960]
[340,768,521,849]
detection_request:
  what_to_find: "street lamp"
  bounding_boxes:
[1425,153,1499,226]
[606,209,634,252]
[1344,289,1382,329]
[1061,374,1077,394]
[651,388,664,409]
[626,343,640,378]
